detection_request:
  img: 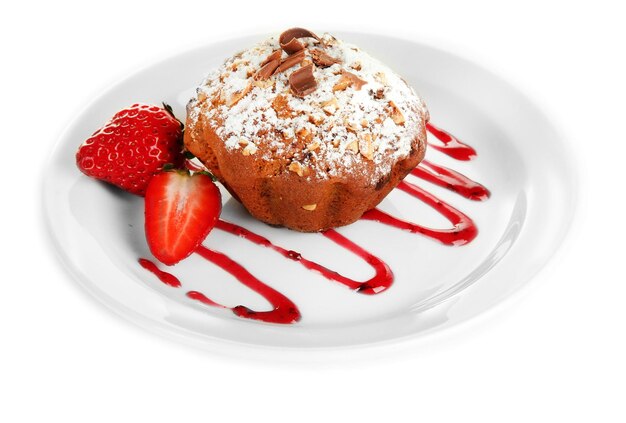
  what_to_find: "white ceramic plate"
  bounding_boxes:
[43,32,576,350]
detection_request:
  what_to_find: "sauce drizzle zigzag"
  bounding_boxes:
[140,123,489,324]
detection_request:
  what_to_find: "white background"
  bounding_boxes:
[2,0,624,421]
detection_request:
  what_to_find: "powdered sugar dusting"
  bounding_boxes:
[187,32,428,184]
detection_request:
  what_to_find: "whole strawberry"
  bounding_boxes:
[76,103,184,196]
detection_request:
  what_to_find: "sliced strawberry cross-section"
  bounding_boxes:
[145,170,221,265]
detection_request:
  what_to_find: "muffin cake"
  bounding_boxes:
[185,28,429,232]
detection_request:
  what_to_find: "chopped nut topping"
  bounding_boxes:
[309,48,341,67]
[361,119,369,128]
[321,97,339,115]
[345,120,360,133]
[333,70,367,91]
[359,133,374,160]
[308,113,325,125]
[238,137,249,146]
[332,138,341,148]
[219,89,227,102]
[350,61,362,71]
[347,139,358,153]
[253,79,274,89]
[242,142,257,156]
[227,81,252,107]
[210,89,223,106]
[332,78,351,92]
[302,203,317,211]
[288,161,305,176]
[374,72,388,85]
[272,94,295,119]
[370,88,385,99]
[197,91,207,102]
[307,140,320,151]
[388,101,405,125]
[296,127,311,140]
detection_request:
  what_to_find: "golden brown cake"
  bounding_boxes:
[185,28,429,232]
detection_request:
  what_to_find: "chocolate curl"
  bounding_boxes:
[254,59,280,80]
[309,48,341,67]
[279,28,320,54]
[341,70,368,90]
[289,64,318,97]
[274,49,306,74]
[260,50,282,67]
[388,101,405,125]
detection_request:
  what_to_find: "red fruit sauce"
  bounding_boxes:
[425,122,477,161]
[139,123,489,324]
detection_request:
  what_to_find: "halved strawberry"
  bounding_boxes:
[145,170,221,265]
